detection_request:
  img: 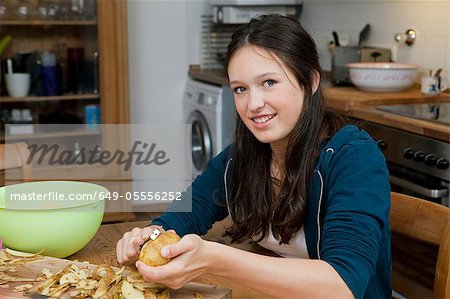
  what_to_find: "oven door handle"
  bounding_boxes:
[390,175,449,199]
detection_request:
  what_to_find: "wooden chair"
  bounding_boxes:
[390,192,450,299]
[0,142,33,185]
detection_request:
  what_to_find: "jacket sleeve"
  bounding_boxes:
[150,146,231,236]
[320,140,391,299]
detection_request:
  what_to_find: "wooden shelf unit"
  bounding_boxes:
[1,20,97,26]
[1,0,131,223]
[1,93,100,103]
[1,128,100,142]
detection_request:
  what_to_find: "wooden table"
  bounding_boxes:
[68,219,274,299]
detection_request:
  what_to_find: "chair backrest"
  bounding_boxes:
[0,142,32,185]
[390,192,450,299]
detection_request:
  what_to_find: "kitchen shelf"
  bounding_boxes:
[33,163,103,172]
[29,164,113,181]
[0,20,97,26]
[1,128,100,142]
[1,94,100,103]
[1,0,131,223]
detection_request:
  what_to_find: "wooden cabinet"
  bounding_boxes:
[1,0,129,125]
[0,0,132,222]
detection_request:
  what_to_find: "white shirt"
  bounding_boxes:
[252,226,309,259]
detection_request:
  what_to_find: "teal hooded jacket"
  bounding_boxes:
[152,125,392,298]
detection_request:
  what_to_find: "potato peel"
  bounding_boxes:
[5,248,45,258]
[195,293,206,299]
[1,248,171,299]
[122,280,145,299]
[93,273,116,298]
[14,284,33,292]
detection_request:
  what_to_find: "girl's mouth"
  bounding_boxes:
[252,114,276,124]
[252,114,277,127]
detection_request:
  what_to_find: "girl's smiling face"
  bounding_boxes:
[228,45,305,149]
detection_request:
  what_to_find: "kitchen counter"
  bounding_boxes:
[323,86,449,112]
[68,219,275,299]
[189,69,228,86]
[347,104,450,141]
[325,86,450,142]
[189,69,450,141]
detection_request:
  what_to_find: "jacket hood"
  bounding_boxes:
[315,125,369,171]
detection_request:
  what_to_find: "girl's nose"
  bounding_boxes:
[247,90,265,111]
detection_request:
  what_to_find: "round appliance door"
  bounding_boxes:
[188,110,213,174]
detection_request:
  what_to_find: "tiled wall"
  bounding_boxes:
[300,0,450,85]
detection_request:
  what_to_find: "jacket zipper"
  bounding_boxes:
[316,148,334,260]
[316,170,324,260]
[224,158,233,218]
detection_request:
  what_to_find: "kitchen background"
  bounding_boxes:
[127,3,449,296]
[128,0,450,124]
[126,0,450,212]
[0,2,447,297]
[1,0,448,211]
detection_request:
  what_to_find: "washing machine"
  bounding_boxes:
[183,79,236,178]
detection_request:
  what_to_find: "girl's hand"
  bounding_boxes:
[135,234,216,289]
[116,225,163,265]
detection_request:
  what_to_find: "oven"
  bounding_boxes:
[360,102,450,207]
[360,101,450,297]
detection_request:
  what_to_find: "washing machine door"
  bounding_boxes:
[188,110,213,174]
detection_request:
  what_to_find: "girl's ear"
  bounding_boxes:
[312,70,320,95]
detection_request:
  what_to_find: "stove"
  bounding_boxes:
[366,101,449,297]
[376,102,450,126]
[360,101,450,206]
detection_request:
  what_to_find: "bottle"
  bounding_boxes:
[41,51,61,96]
[93,49,99,94]
[67,47,85,94]
[84,104,100,130]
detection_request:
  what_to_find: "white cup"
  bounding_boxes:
[421,76,448,95]
[5,73,30,97]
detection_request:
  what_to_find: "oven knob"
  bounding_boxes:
[413,151,425,162]
[436,158,449,170]
[376,139,387,150]
[424,154,437,166]
[403,148,415,159]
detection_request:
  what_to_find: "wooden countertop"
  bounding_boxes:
[188,69,228,86]
[324,85,449,112]
[68,219,274,299]
[189,69,450,141]
[325,86,450,142]
[347,105,450,142]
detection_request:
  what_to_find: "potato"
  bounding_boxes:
[139,231,180,267]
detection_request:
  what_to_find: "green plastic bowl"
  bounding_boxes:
[0,181,107,258]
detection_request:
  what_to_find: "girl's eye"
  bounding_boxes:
[263,80,276,87]
[233,86,246,94]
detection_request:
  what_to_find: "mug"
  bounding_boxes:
[5,73,30,97]
[421,76,448,95]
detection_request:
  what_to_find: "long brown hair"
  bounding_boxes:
[224,15,345,244]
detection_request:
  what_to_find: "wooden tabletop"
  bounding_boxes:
[324,85,450,112]
[347,105,450,142]
[68,219,274,299]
